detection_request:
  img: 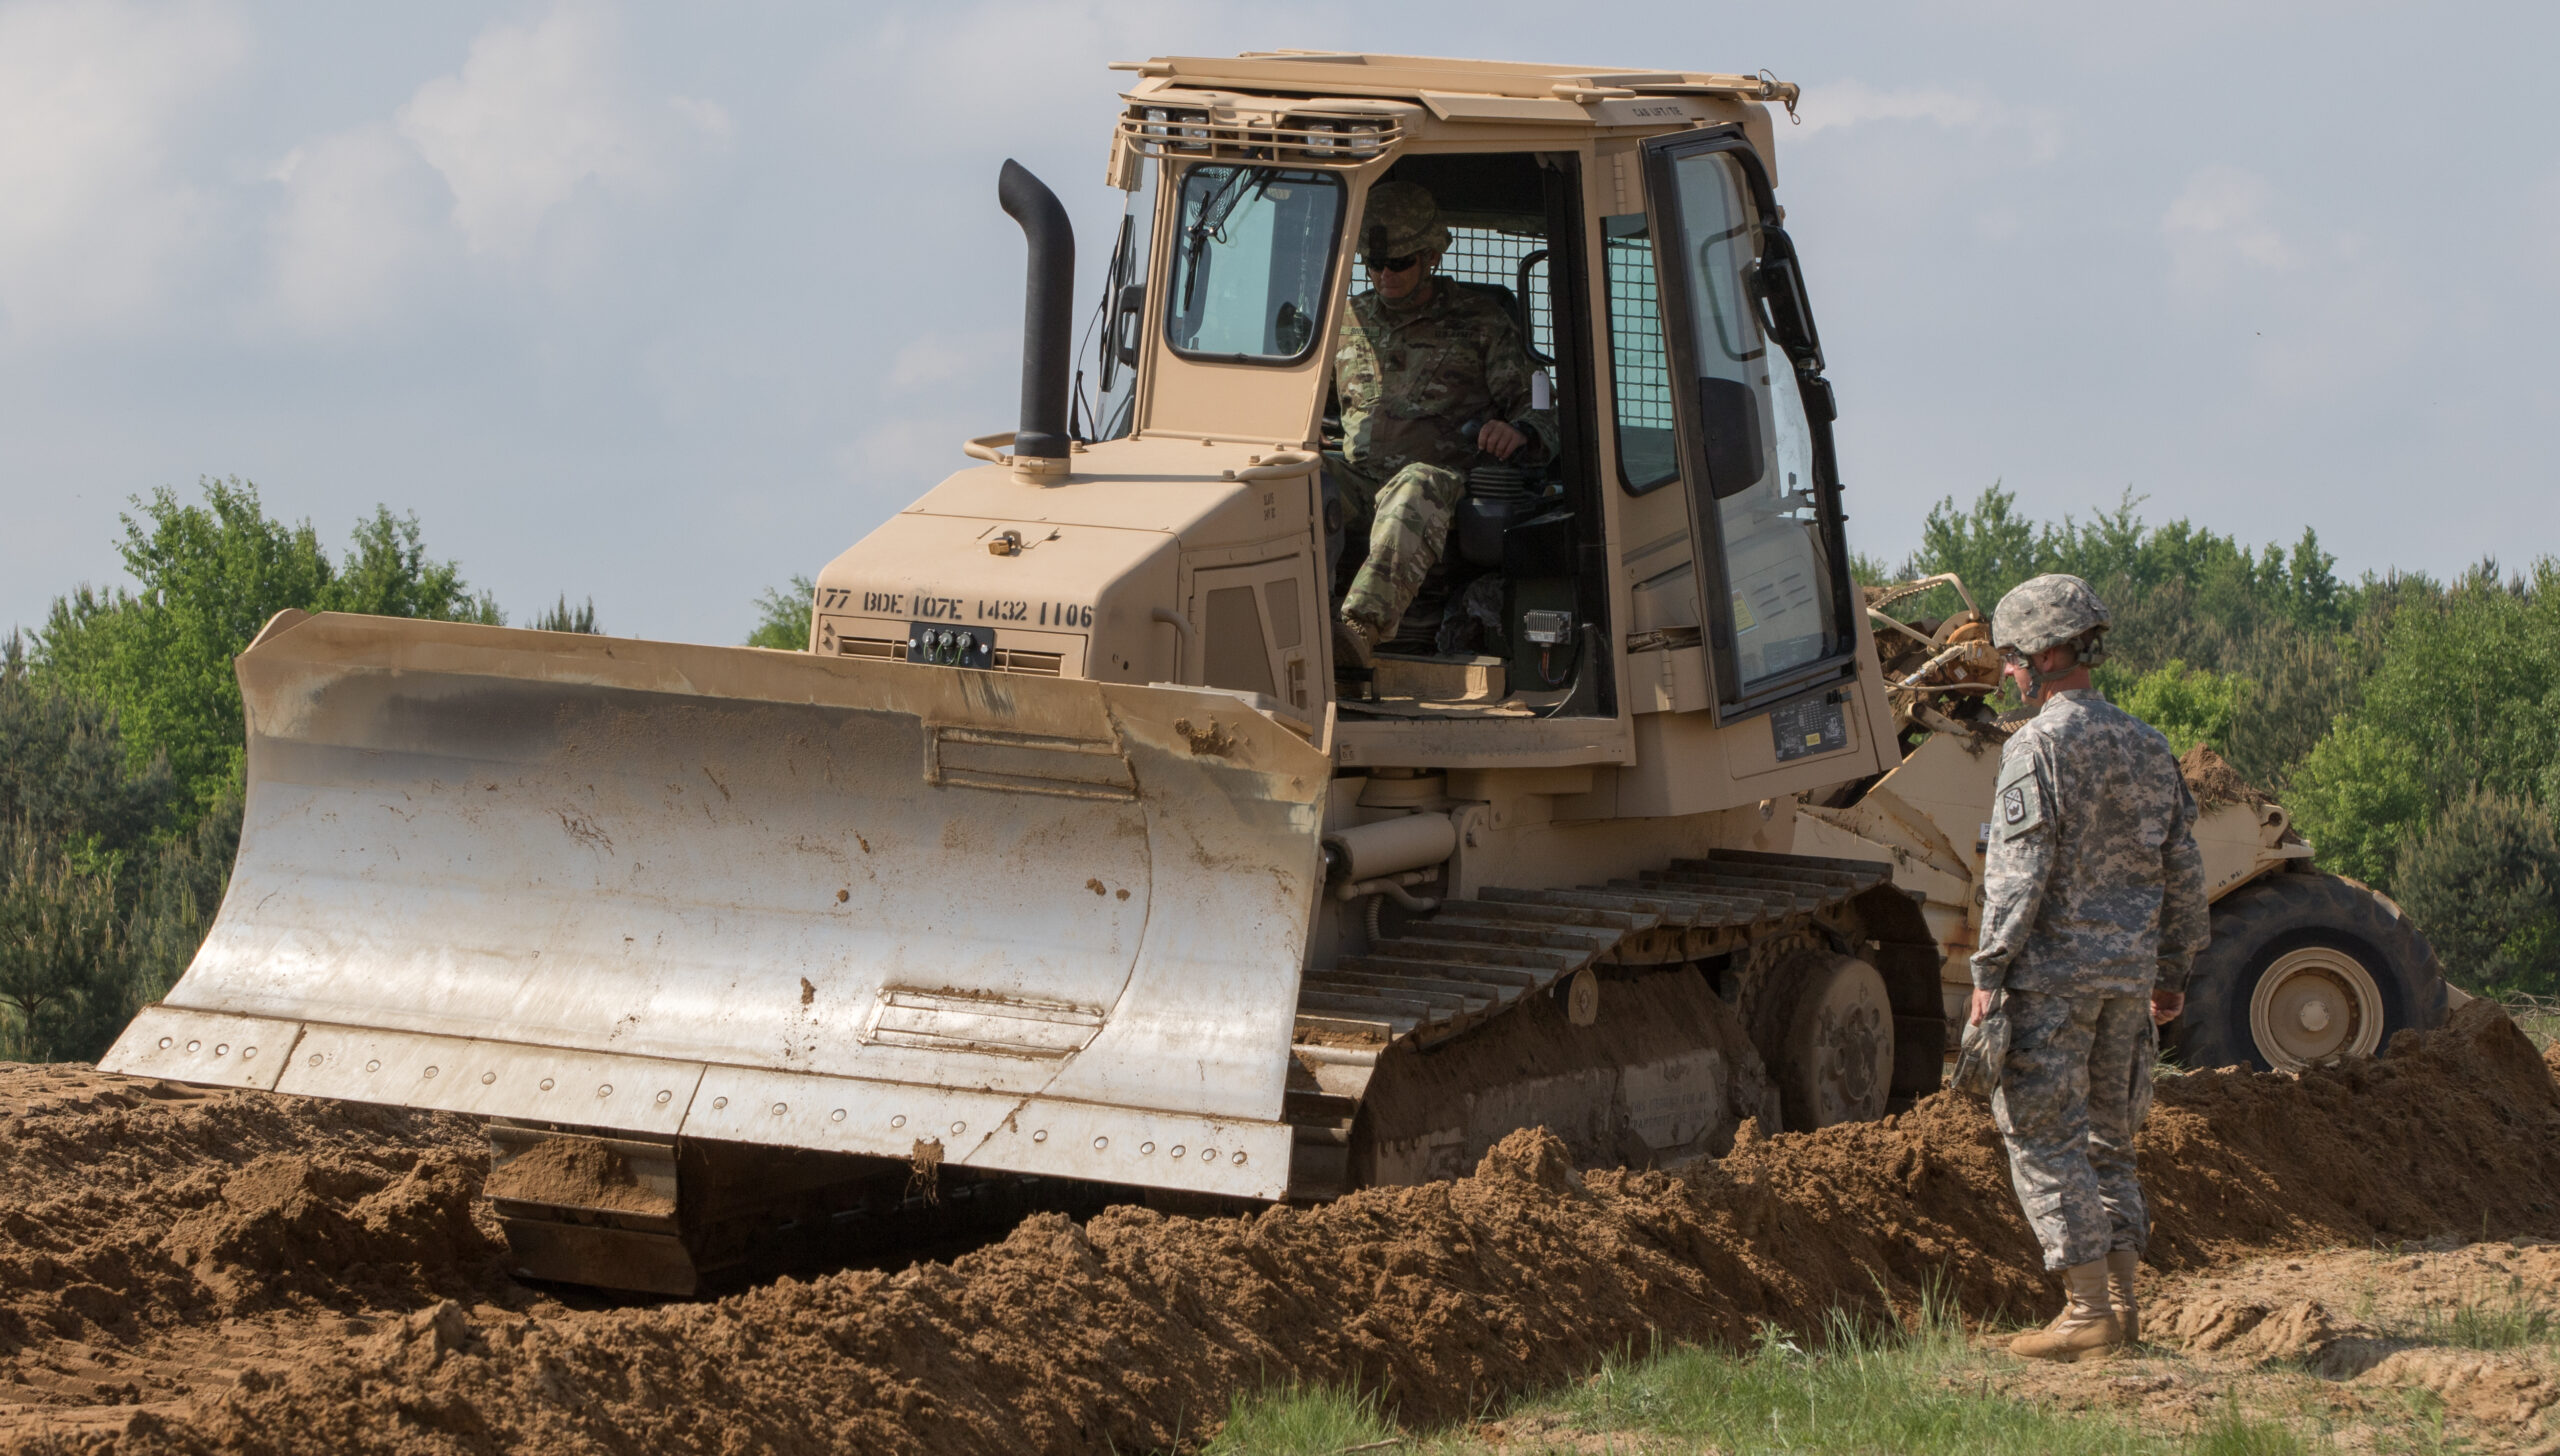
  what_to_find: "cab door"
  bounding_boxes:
[1639,128,1858,724]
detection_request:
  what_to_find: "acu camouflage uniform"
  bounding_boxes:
[1974,582,2210,1273]
[1330,182,1558,639]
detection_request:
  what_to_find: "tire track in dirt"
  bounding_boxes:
[5,1002,2558,1455]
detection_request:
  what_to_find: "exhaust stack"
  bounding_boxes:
[998,159,1075,469]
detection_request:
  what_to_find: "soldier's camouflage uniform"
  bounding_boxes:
[1329,195,1557,639]
[1973,687,2209,1271]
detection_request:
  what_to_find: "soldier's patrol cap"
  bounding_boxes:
[1991,573,2111,656]
[1361,181,1450,263]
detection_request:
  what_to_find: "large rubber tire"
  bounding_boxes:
[2170,872,2449,1072]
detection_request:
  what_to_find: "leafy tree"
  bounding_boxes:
[748,576,815,650]
[34,478,500,813]
[533,595,602,633]
[2288,562,2560,886]
[2394,791,2560,997]
[0,632,178,855]
[2112,659,2243,758]
[114,792,242,1021]
[0,632,242,1060]
[0,825,120,1061]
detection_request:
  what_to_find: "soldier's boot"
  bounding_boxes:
[2007,1259,2124,1362]
[1332,614,1380,699]
[2106,1248,2141,1344]
[1332,614,1379,671]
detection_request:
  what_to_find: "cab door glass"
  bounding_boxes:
[1656,147,1842,701]
[1603,215,1679,494]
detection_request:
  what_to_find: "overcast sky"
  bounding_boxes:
[2,0,2552,643]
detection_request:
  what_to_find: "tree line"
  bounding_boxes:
[3,478,2552,1064]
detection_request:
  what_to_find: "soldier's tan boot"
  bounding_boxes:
[1332,613,1379,671]
[2106,1248,2141,1344]
[2007,1259,2124,1362]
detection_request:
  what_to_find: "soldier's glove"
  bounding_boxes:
[1951,991,2009,1099]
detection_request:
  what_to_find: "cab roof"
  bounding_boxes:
[1112,51,1798,114]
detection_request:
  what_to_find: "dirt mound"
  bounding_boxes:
[2178,743,2272,808]
[158,1152,495,1311]
[0,1064,506,1359]
[10,1002,2560,1456]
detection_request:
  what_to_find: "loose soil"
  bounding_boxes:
[4,1001,2558,1455]
[2178,744,2273,809]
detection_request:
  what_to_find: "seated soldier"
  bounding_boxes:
[1330,181,1558,672]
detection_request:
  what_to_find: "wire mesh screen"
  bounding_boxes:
[1349,226,1553,360]
[1604,235,1672,429]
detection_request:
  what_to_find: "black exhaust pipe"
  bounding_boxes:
[998,159,1075,462]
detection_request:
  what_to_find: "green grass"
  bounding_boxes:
[1546,1311,2171,1456]
[1200,1382,1398,1456]
[1202,1273,2560,1455]
[2416,1280,2557,1351]
[2189,1397,2311,1456]
[1201,1298,2236,1456]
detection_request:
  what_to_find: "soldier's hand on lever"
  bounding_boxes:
[1477,418,1528,461]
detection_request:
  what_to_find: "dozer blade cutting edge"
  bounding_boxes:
[100,611,1331,1202]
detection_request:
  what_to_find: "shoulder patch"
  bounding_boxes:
[1993,754,2046,838]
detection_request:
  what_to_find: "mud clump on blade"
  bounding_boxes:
[8,1005,2560,1456]
[1472,1127,1581,1194]
[483,1136,672,1217]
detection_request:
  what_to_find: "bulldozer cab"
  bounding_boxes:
[1067,57,1884,801]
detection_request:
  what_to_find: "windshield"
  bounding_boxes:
[1164,165,1343,363]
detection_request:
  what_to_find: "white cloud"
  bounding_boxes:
[396,0,727,258]
[1789,79,2064,162]
[251,0,735,326]
[0,0,245,336]
[2161,164,2294,292]
[264,125,447,335]
[2157,164,2420,401]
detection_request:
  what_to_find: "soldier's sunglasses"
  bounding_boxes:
[1365,251,1423,273]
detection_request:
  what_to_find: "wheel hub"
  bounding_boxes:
[2249,945,2386,1068]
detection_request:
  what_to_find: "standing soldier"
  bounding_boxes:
[1970,574,2209,1361]
[1329,180,1557,670]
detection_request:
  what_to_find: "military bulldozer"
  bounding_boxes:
[101,52,2449,1294]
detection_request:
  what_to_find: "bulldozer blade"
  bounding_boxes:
[100,612,1331,1201]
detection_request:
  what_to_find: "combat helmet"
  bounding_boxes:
[1360,181,1450,265]
[1991,573,2111,664]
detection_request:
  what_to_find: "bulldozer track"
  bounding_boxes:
[1292,850,1897,1051]
[1281,849,1937,1199]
